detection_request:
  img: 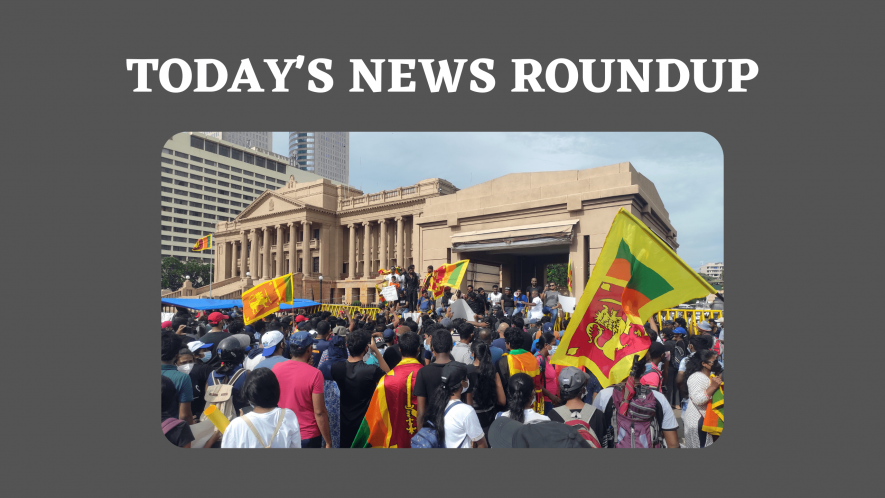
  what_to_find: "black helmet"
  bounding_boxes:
[216,336,246,365]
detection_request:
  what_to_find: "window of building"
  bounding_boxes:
[203,204,215,211]
[204,169,216,176]
[254,181,264,188]
[218,145,230,157]
[231,166,242,173]
[161,244,171,251]
[218,162,230,170]
[218,172,229,179]
[174,208,187,215]
[231,193,242,198]
[174,180,187,187]
[244,153,254,164]
[174,170,187,177]
[174,227,187,233]
[173,198,187,206]
[188,229,202,235]
[204,186,216,193]
[162,147,174,155]
[161,166,172,174]
[188,201,202,208]
[231,175,242,182]
[161,195,172,202]
[189,193,202,199]
[173,236,187,242]
[188,238,198,244]
[230,201,241,207]
[189,210,201,217]
[175,151,188,158]
[173,217,186,224]
[190,174,203,182]
[203,222,215,227]
[218,189,229,196]
[218,198,229,205]
[189,165,203,172]
[243,179,253,185]
[162,225,171,232]
[161,157,173,164]
[218,180,230,187]
[161,177,172,184]
[161,215,171,222]
[255,173,265,180]
[231,209,241,215]
[189,220,201,226]
[190,136,204,149]
[231,184,242,190]
[255,157,265,167]
[218,207,229,213]
[190,155,203,163]
[204,195,217,202]
[204,159,216,167]
[313,228,320,240]
[161,235,172,241]
[313,257,319,273]
[204,178,216,185]
[342,262,348,274]
[205,142,217,154]
[276,163,286,173]
[243,187,253,193]
[242,195,253,201]
[231,149,242,161]
[243,170,253,177]
[203,231,212,236]
[203,213,216,220]
[276,179,286,185]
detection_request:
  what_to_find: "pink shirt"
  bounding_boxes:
[640,365,664,390]
[272,360,324,439]
[537,355,559,402]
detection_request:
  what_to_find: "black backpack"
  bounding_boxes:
[671,343,686,370]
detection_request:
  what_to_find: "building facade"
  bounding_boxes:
[205,162,678,305]
[699,262,724,279]
[200,132,272,152]
[161,132,338,263]
[288,131,349,184]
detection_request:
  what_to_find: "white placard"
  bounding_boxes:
[381,285,399,301]
[161,312,174,324]
[189,420,216,448]
[558,296,576,314]
[450,299,473,320]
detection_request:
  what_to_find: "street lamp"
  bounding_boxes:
[318,275,323,305]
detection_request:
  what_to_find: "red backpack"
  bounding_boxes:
[551,405,601,448]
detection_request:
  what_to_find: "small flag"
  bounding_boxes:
[429,260,470,299]
[242,273,294,325]
[702,378,724,436]
[567,259,574,295]
[550,208,715,388]
[192,235,212,252]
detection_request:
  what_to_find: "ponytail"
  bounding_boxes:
[684,349,716,378]
[506,373,534,423]
[426,382,460,444]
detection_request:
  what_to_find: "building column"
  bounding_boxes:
[363,221,372,276]
[262,227,271,279]
[239,231,247,278]
[249,229,259,278]
[288,222,297,275]
[348,224,356,279]
[220,241,228,279]
[317,224,324,277]
[396,216,404,267]
[378,219,388,270]
[302,221,312,277]
[276,224,285,277]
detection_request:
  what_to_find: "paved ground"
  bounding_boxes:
[674,407,686,446]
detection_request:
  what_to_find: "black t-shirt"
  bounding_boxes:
[313,338,331,366]
[163,417,195,447]
[383,344,403,369]
[526,285,544,299]
[404,273,420,290]
[501,294,515,308]
[414,361,476,400]
[188,361,212,418]
[331,361,385,446]
[547,405,607,443]
[522,331,534,352]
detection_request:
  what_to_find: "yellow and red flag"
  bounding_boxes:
[567,259,574,295]
[702,377,724,436]
[192,234,212,252]
[550,208,715,388]
[428,259,470,299]
[241,273,294,325]
[506,349,545,414]
[351,358,423,448]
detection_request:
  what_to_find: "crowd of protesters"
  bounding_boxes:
[161,265,724,449]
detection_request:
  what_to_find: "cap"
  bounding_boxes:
[672,327,687,335]
[208,312,229,324]
[383,328,395,340]
[289,331,315,349]
[260,331,285,356]
[504,287,511,291]
[513,422,591,448]
[697,321,712,332]
[187,341,213,353]
[542,323,554,333]
[648,342,667,358]
[440,362,468,389]
[332,325,349,337]
[558,366,589,394]
[295,315,308,323]
[488,416,523,448]
[161,321,172,329]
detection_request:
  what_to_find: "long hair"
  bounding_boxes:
[426,379,462,445]
[470,341,496,409]
[506,373,534,423]
[684,349,717,379]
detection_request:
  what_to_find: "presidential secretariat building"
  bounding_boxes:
[179,162,678,305]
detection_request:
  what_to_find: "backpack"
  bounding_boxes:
[201,368,248,424]
[552,405,601,448]
[410,401,468,448]
[241,409,287,448]
[610,383,662,448]
[671,343,686,370]
[162,417,184,435]
[643,367,663,391]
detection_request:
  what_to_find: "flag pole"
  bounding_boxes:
[209,234,213,299]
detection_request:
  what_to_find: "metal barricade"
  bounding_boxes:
[654,309,724,335]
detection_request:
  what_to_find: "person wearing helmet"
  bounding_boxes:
[205,336,249,422]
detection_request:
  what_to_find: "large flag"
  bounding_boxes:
[567,259,574,295]
[351,358,423,448]
[192,234,212,252]
[241,273,294,325]
[506,349,545,414]
[428,260,470,299]
[702,378,724,436]
[550,208,715,388]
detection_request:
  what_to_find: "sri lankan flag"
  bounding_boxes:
[702,378,724,436]
[567,259,574,294]
[192,234,212,252]
[351,358,423,448]
[506,349,545,415]
[550,209,715,388]
[429,260,470,299]
[241,273,294,325]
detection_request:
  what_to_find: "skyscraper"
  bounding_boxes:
[201,132,272,152]
[289,131,349,184]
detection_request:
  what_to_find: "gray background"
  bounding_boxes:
[2,0,877,495]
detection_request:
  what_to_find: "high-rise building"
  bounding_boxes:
[201,132,272,152]
[699,262,724,279]
[289,131,349,184]
[161,132,334,263]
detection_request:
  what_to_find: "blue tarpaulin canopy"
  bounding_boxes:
[161,298,320,311]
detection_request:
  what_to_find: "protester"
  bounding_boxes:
[200,312,232,368]
[640,343,667,392]
[331,329,390,448]
[466,292,485,319]
[525,277,544,299]
[312,321,332,365]
[682,349,722,448]
[254,330,289,371]
[498,373,550,424]
[513,289,528,316]
[185,340,214,419]
[469,341,507,435]
[477,328,504,366]
[404,265,420,312]
[316,327,348,448]
[161,332,194,425]
[534,333,560,414]
[488,284,503,309]
[204,336,249,428]
[417,290,434,314]
[543,282,562,325]
[451,322,475,364]
[272,331,332,448]
[528,291,544,324]
[415,329,476,428]
[381,328,403,368]
[677,334,714,410]
[546,367,607,445]
[423,362,487,448]
[221,368,302,448]
[161,375,196,448]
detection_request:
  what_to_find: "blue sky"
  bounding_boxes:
[272,131,723,271]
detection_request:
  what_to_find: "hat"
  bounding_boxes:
[383,328,395,340]
[663,320,675,327]
[488,416,523,448]
[208,312,229,324]
[332,325,349,337]
[542,323,553,333]
[697,321,712,332]
[289,331,315,349]
[187,341,213,353]
[558,366,589,394]
[260,331,285,356]
[504,287,511,291]
[513,422,591,448]
[672,327,687,335]
[440,362,468,389]
[648,342,667,359]
[295,315,308,323]
[161,321,172,329]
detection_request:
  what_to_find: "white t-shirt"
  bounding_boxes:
[221,408,302,448]
[499,409,550,424]
[529,297,544,320]
[443,400,485,448]
[592,387,678,431]
[488,292,503,306]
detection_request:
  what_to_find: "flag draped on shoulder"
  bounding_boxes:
[351,358,423,448]
[702,378,724,436]
[506,349,545,414]
[192,234,212,252]
[429,260,469,299]
[550,208,715,388]
[241,273,294,325]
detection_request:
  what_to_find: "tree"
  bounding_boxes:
[546,263,568,289]
[161,257,214,290]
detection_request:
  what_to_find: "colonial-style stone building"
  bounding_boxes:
[205,162,678,305]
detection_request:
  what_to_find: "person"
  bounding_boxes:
[415,329,476,429]
[497,373,550,424]
[404,265,420,312]
[199,311,233,369]
[272,331,333,448]
[417,290,434,314]
[477,328,504,366]
[513,289,528,316]
[451,322,475,364]
[204,336,249,428]
[677,334,715,410]
[528,290,544,324]
[161,376,196,448]
[640,342,670,393]
[492,322,508,352]
[716,317,725,367]
[469,341,507,436]
[221,368,302,448]
[316,326,348,448]
[331,329,390,448]
[525,277,544,299]
[697,320,722,355]
[546,367,607,442]
[254,330,289,371]
[487,284,502,308]
[543,282,562,325]
[311,321,332,365]
[476,287,490,315]
[421,264,435,293]
[534,333,560,414]
[661,329,681,408]
[436,286,452,316]
[500,287,515,316]
[185,340,214,419]
[488,415,592,448]
[466,292,485,319]
[160,332,194,425]
[381,327,403,369]
[682,349,723,448]
[423,362,488,448]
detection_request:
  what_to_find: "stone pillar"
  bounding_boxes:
[262,227,271,279]
[317,223,324,277]
[249,229,258,278]
[288,222,297,275]
[276,224,285,277]
[220,241,228,279]
[378,219,388,270]
[302,221,312,276]
[396,216,404,267]
[239,231,247,278]
[348,224,356,279]
[363,221,372,276]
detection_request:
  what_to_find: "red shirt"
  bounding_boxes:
[640,364,664,390]
[272,360,324,439]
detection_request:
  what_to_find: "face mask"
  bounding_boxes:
[711,361,723,375]
[177,363,194,374]
[461,379,470,394]
[254,332,261,340]
[200,351,212,362]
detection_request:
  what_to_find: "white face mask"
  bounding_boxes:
[177,363,194,374]
[461,379,470,394]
